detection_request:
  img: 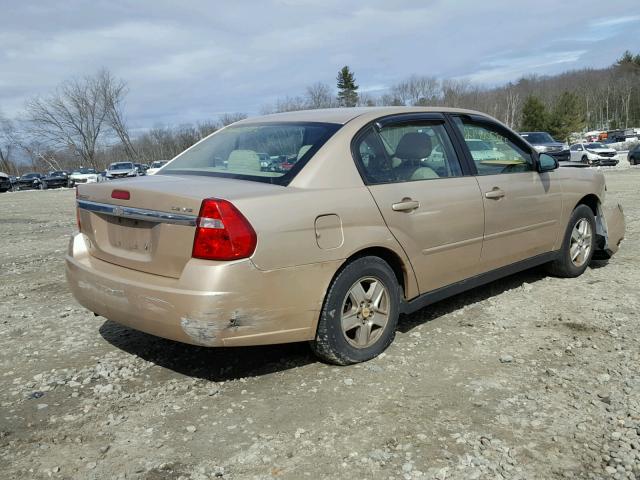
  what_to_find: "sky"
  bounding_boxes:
[1,0,639,130]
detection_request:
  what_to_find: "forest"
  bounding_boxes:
[1,51,638,174]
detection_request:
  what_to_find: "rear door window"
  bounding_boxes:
[353,121,463,184]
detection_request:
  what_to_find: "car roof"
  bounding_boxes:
[234,106,494,125]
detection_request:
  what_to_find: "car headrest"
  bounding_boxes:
[395,132,432,160]
[227,150,261,172]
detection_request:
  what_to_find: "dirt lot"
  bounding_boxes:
[1,168,639,480]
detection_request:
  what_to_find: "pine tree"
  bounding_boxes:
[336,66,359,107]
[520,96,548,131]
[548,91,585,142]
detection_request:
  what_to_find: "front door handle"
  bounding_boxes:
[392,198,420,212]
[484,188,505,200]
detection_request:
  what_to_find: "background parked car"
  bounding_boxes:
[569,142,619,166]
[41,170,70,189]
[146,160,168,175]
[0,172,11,192]
[106,162,138,180]
[134,163,149,175]
[68,168,99,186]
[628,144,640,165]
[16,172,44,190]
[520,132,570,161]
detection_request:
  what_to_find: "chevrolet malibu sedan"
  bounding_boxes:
[67,107,625,365]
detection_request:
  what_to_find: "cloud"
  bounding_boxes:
[0,1,639,127]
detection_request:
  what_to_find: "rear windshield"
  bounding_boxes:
[521,132,555,144]
[160,122,341,185]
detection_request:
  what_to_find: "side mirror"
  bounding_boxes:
[538,153,558,172]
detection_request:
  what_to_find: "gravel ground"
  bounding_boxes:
[1,167,639,480]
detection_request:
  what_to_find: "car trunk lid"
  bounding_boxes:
[76,174,283,278]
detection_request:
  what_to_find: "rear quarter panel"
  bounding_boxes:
[235,186,420,300]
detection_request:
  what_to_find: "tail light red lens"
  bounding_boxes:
[192,199,257,261]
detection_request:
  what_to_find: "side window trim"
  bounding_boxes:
[350,125,390,185]
[443,114,478,176]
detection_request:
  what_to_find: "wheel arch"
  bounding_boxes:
[340,246,412,300]
[575,193,599,216]
[573,193,612,254]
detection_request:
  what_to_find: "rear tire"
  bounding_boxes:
[547,205,596,278]
[311,256,400,365]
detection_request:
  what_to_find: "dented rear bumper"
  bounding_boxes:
[594,201,625,259]
[66,233,339,346]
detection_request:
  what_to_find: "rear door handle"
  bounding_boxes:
[484,188,505,200]
[392,198,420,212]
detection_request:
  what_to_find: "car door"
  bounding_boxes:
[353,114,484,294]
[570,144,584,162]
[450,115,563,272]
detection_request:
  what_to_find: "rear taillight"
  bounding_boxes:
[192,199,257,261]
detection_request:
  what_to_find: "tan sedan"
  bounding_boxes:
[66,107,625,364]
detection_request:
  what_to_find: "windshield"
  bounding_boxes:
[72,168,96,175]
[521,132,555,144]
[22,173,39,179]
[150,161,167,168]
[586,143,606,149]
[50,171,67,177]
[110,162,134,170]
[161,122,341,185]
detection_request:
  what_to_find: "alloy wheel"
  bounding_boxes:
[340,276,390,349]
[570,218,592,267]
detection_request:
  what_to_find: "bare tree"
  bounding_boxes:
[305,82,335,109]
[24,69,135,169]
[0,111,19,174]
[392,75,441,106]
[25,77,105,168]
[218,112,248,127]
[99,69,137,161]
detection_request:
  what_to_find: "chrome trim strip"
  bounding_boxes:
[77,199,197,226]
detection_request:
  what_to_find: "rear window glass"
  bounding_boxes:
[110,162,134,170]
[161,122,341,185]
[521,132,555,143]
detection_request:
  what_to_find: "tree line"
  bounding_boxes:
[1,51,638,175]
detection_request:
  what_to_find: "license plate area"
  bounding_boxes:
[105,216,154,253]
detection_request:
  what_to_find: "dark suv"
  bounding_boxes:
[520,132,570,162]
[629,144,640,166]
[0,173,11,192]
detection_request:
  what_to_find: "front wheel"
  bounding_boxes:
[547,205,596,278]
[311,256,400,365]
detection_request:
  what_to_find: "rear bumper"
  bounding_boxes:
[595,156,619,166]
[65,233,339,347]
